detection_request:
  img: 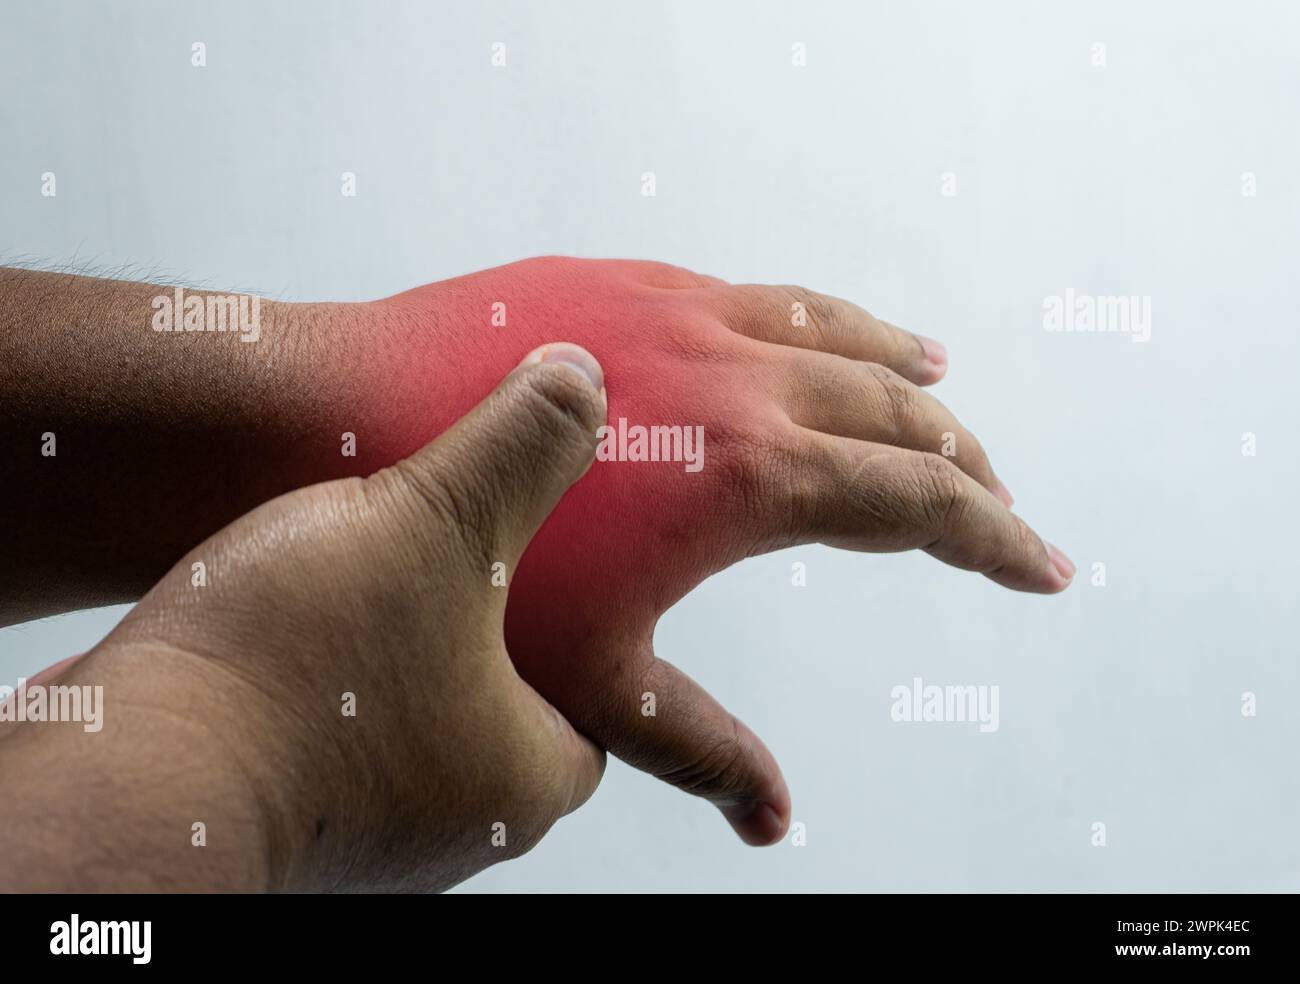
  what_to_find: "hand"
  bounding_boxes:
[3,344,609,891]
[345,256,1075,845]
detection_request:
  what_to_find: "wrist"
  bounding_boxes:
[280,294,458,475]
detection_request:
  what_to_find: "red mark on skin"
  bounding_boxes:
[348,257,791,839]
[368,257,765,660]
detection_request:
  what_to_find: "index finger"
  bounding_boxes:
[714,284,948,386]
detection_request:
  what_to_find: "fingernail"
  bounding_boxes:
[520,342,604,392]
[917,334,947,368]
[993,478,1014,508]
[727,801,787,847]
[1046,542,1075,581]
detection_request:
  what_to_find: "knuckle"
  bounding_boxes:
[791,285,835,324]
[975,516,1034,577]
[915,452,966,531]
[791,438,907,543]
[865,362,916,434]
[657,722,750,803]
[783,285,837,336]
[506,365,603,449]
[664,311,743,364]
[635,259,711,288]
[720,421,804,549]
[714,284,764,327]
[1011,514,1044,564]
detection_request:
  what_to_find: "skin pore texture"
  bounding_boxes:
[355,257,1072,844]
[0,257,1073,870]
[2,348,613,891]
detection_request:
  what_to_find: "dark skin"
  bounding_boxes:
[1,347,610,890]
[0,266,362,623]
[1,264,1072,880]
[2,263,1066,630]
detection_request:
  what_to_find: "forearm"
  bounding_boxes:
[0,338,617,894]
[0,645,285,891]
[0,268,379,624]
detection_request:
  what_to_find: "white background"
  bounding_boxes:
[2,0,1297,891]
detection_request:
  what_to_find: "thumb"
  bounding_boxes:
[391,343,606,569]
[579,644,792,847]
